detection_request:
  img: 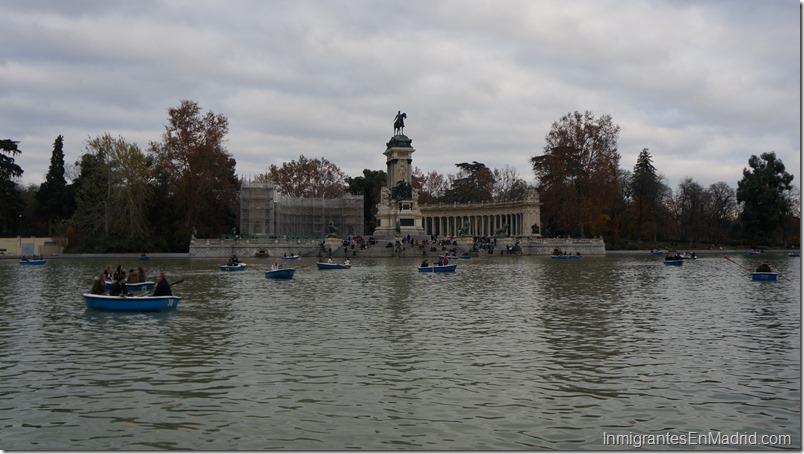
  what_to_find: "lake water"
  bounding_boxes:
[0,254,799,450]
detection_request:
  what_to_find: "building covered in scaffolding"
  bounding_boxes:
[239,182,364,238]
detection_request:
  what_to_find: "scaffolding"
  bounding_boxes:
[240,182,364,238]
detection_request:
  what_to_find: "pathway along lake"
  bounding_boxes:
[0,254,799,450]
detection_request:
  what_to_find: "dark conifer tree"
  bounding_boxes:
[629,148,664,241]
[736,151,794,245]
[0,139,24,234]
[36,135,75,234]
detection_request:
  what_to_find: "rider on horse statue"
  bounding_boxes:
[393,111,407,135]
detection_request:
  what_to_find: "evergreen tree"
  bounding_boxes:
[36,135,74,234]
[0,139,24,234]
[629,148,663,241]
[347,169,386,235]
[736,152,794,245]
[444,161,495,203]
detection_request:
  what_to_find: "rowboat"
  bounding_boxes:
[104,280,155,292]
[751,272,778,281]
[418,264,457,273]
[265,268,296,279]
[663,260,683,266]
[220,263,247,271]
[82,293,180,312]
[281,255,301,261]
[551,255,581,260]
[316,262,351,270]
[19,259,46,266]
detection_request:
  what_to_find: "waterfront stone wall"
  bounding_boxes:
[188,236,606,258]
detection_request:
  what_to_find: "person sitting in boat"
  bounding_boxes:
[127,268,139,284]
[756,262,772,272]
[153,273,172,296]
[420,259,429,267]
[110,277,128,296]
[113,264,126,282]
[90,272,106,295]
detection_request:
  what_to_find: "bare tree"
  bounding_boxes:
[411,166,448,203]
[492,165,528,202]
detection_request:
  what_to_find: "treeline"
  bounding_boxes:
[0,100,239,252]
[0,104,798,252]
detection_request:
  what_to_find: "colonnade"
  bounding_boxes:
[424,212,528,237]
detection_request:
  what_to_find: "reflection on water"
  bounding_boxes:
[0,254,799,450]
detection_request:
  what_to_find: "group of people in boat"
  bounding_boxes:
[89,263,171,297]
[552,248,581,256]
[420,255,450,267]
[664,252,696,261]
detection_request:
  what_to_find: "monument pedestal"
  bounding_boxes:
[373,134,426,241]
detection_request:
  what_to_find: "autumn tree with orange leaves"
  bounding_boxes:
[259,155,348,198]
[530,111,621,238]
[149,100,239,238]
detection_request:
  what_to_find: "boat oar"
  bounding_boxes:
[724,256,751,274]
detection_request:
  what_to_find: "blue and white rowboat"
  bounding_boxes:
[417,264,457,273]
[317,262,351,270]
[83,293,180,312]
[20,259,46,266]
[220,263,247,271]
[265,268,296,279]
[104,280,155,292]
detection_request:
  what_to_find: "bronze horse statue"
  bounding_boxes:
[393,111,407,135]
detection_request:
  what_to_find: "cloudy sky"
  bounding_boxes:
[2,0,800,191]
